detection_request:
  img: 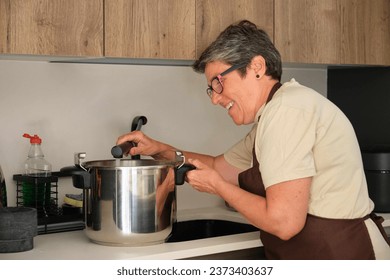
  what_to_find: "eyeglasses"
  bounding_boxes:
[206,63,247,98]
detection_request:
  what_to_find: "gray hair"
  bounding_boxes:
[192,20,282,81]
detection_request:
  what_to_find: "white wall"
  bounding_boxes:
[0,60,327,210]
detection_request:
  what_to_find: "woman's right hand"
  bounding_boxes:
[116,131,173,160]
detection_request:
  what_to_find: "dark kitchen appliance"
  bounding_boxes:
[167,219,259,242]
[328,66,390,212]
[0,165,7,207]
[362,152,390,212]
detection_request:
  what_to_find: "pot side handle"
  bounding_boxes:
[175,164,196,185]
[60,166,91,189]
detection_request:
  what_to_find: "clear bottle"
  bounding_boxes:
[22,133,52,208]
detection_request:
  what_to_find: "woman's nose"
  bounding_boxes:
[211,93,222,105]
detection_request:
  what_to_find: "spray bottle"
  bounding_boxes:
[22,133,52,207]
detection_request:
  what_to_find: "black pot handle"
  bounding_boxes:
[60,166,91,189]
[131,116,148,131]
[175,164,196,185]
[111,141,137,159]
[111,115,148,159]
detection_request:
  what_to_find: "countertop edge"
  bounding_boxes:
[1,208,389,260]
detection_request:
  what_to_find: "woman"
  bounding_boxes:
[117,20,390,259]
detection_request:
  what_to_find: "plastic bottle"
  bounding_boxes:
[22,133,52,208]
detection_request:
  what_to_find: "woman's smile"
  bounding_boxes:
[225,101,234,110]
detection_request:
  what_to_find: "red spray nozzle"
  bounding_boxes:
[23,133,42,144]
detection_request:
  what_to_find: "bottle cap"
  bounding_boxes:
[23,133,42,144]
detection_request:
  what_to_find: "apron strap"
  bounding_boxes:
[370,212,390,246]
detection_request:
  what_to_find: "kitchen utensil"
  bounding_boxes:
[61,155,195,246]
[0,207,37,253]
[111,115,147,159]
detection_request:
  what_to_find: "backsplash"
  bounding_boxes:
[0,60,326,209]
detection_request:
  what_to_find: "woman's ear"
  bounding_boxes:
[250,55,266,78]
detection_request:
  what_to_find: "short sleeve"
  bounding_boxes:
[224,124,257,170]
[257,105,317,188]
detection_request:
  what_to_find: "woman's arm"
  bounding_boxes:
[187,158,311,240]
[116,131,243,186]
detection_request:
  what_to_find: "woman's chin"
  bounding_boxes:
[229,113,243,125]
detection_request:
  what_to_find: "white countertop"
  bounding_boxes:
[0,207,262,260]
[378,213,390,227]
[1,208,389,260]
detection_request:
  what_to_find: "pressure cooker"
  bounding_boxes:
[61,151,194,246]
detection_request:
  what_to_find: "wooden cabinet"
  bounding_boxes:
[105,0,196,59]
[0,0,103,57]
[0,0,272,61]
[195,0,274,58]
[274,0,390,65]
[1,0,388,65]
[105,0,273,60]
[339,0,390,65]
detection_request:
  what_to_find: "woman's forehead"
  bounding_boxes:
[205,61,230,78]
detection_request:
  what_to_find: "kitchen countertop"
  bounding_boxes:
[0,207,262,260]
[379,213,390,227]
[1,208,389,260]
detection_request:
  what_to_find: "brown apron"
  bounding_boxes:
[238,82,390,259]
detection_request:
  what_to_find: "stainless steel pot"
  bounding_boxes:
[62,157,194,246]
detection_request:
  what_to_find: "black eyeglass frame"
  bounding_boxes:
[206,63,247,98]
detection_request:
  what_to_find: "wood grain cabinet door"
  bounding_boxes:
[196,0,274,58]
[0,0,103,57]
[274,0,390,65]
[105,0,196,60]
[275,0,341,64]
[339,0,390,65]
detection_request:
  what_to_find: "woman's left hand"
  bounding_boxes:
[186,158,224,195]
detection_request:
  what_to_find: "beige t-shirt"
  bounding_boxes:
[224,79,374,219]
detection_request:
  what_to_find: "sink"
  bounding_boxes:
[183,247,266,260]
[166,219,264,259]
[166,219,259,242]
[385,226,390,237]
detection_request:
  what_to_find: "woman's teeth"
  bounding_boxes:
[226,101,234,110]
